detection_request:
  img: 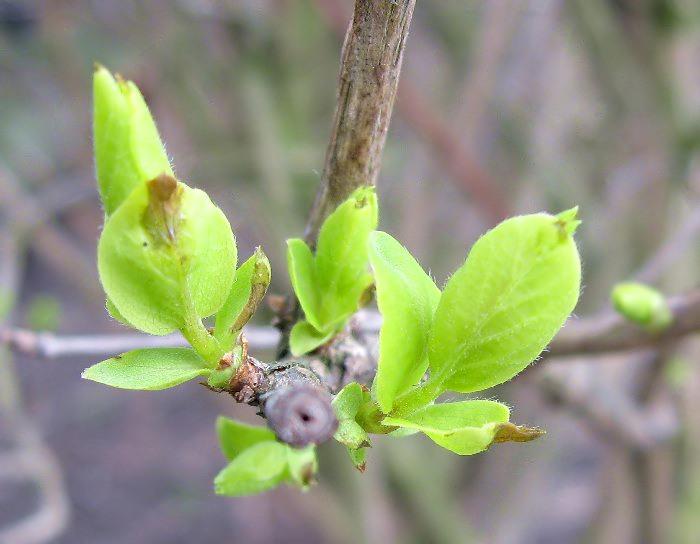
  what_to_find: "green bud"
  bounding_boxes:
[611,281,672,330]
[214,247,271,350]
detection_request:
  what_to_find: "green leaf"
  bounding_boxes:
[93,66,172,216]
[335,419,370,450]
[289,320,338,356]
[106,296,133,327]
[611,282,672,330]
[285,446,318,489]
[215,418,318,493]
[314,186,377,326]
[98,177,236,335]
[332,383,371,449]
[286,238,321,329]
[346,446,367,472]
[369,231,441,413]
[216,417,276,461]
[82,348,210,390]
[215,247,271,350]
[214,441,288,496]
[332,382,367,419]
[426,210,581,395]
[382,400,541,455]
[122,80,173,183]
[286,187,377,352]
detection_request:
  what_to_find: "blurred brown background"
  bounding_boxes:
[1,1,700,543]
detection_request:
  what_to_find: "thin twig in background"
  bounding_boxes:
[0,229,70,544]
[0,164,103,305]
[548,289,700,357]
[4,285,699,361]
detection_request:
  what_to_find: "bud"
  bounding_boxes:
[611,281,672,330]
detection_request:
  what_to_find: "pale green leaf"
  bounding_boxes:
[315,186,377,326]
[346,446,366,471]
[428,210,581,394]
[335,418,370,450]
[98,180,236,335]
[332,382,367,419]
[285,446,318,489]
[106,296,133,327]
[369,231,441,413]
[93,66,172,216]
[214,441,288,496]
[287,238,320,329]
[215,247,271,350]
[93,66,141,216]
[216,417,275,461]
[382,400,511,455]
[122,80,173,182]
[82,348,209,390]
[332,383,371,449]
[289,320,338,356]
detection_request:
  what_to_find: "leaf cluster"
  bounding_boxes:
[84,67,583,497]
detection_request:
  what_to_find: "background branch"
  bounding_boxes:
[549,289,700,357]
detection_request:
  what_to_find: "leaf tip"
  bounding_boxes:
[554,206,581,239]
[492,422,546,444]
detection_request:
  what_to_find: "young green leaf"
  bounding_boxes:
[332,383,371,450]
[426,210,581,396]
[287,238,321,329]
[332,382,367,419]
[382,400,542,455]
[611,282,672,330]
[214,441,289,496]
[216,417,276,461]
[214,247,271,350]
[289,320,337,357]
[314,186,377,326]
[98,177,236,335]
[105,296,132,327]
[82,348,210,390]
[285,446,318,489]
[346,446,367,472]
[216,417,318,492]
[122,80,173,183]
[369,231,441,413]
[93,66,172,216]
[286,187,378,354]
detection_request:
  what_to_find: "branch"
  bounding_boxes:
[317,0,511,225]
[304,0,416,245]
[0,325,278,358]
[548,289,700,357]
[5,288,700,362]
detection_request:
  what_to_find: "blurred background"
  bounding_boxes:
[1,0,700,543]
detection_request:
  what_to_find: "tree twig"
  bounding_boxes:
[548,289,700,357]
[317,0,511,225]
[304,0,416,245]
[0,326,278,359]
[4,286,700,361]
